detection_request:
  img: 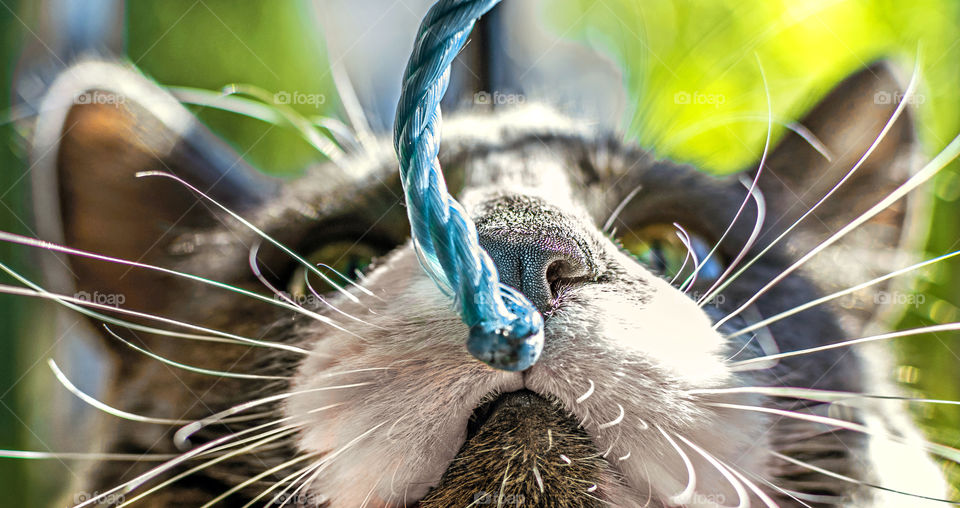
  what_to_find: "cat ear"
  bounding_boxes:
[751,61,919,327]
[30,60,279,318]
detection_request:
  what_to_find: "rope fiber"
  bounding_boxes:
[392,0,544,371]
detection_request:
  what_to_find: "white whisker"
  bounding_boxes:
[673,224,699,292]
[597,404,625,430]
[0,267,310,356]
[711,61,933,327]
[103,326,289,380]
[200,452,320,508]
[136,171,360,303]
[707,402,960,464]
[741,469,814,508]
[658,425,697,505]
[769,450,959,504]
[673,433,751,508]
[731,249,960,337]
[699,177,766,305]
[240,457,322,508]
[688,385,960,407]
[576,379,595,404]
[73,418,298,508]
[0,230,329,324]
[730,322,960,368]
[278,421,388,508]
[48,359,187,425]
[682,55,773,294]
[603,183,643,233]
[0,450,177,461]
[117,426,303,507]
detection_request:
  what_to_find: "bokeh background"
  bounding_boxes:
[0,0,958,505]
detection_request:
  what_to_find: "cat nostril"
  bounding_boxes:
[479,235,597,314]
[545,259,584,297]
[474,196,599,314]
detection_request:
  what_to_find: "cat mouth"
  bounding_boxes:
[418,390,613,506]
[465,389,544,440]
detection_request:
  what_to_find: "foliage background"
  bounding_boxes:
[0,0,957,505]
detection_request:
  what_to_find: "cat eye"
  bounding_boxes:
[287,241,382,298]
[619,224,724,287]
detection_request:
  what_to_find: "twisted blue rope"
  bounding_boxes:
[393,0,543,371]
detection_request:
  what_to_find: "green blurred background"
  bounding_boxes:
[0,0,958,505]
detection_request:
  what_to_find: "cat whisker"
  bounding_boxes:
[682,55,773,295]
[688,386,960,412]
[730,249,960,337]
[576,379,595,404]
[239,455,324,508]
[248,241,303,310]
[136,170,360,304]
[311,262,381,300]
[728,322,960,368]
[200,451,321,508]
[358,476,382,508]
[247,242,377,337]
[716,124,960,329]
[176,393,353,447]
[0,281,311,356]
[117,425,304,507]
[48,359,188,425]
[699,177,765,305]
[304,269,387,331]
[767,450,959,505]
[661,113,832,163]
[603,183,643,233]
[740,469,815,508]
[0,230,335,323]
[73,418,302,508]
[670,227,694,287]
[706,402,960,465]
[709,59,923,322]
[672,432,753,508]
[0,450,178,461]
[102,325,290,381]
[672,224,699,292]
[725,465,779,508]
[278,421,389,508]
[597,404,625,430]
[657,425,698,505]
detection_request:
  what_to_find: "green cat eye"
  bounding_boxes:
[288,241,380,298]
[619,224,723,285]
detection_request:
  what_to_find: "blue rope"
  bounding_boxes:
[393,0,543,371]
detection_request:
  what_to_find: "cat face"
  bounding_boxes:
[27,59,947,506]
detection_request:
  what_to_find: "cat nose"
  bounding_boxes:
[475,197,598,314]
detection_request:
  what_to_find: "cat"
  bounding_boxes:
[16,9,955,508]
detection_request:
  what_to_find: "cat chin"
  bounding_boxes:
[285,245,769,505]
